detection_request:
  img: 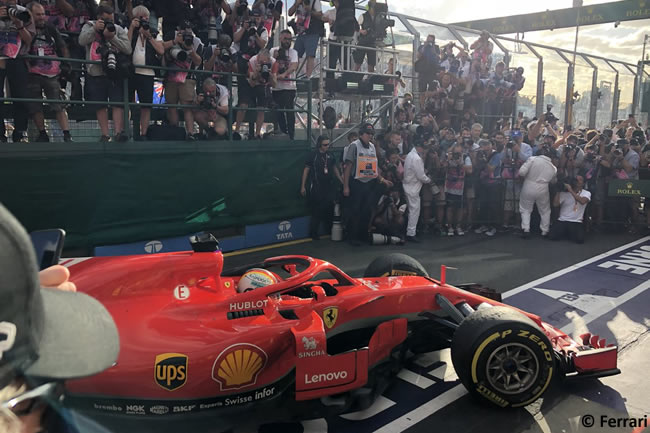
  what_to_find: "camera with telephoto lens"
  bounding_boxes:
[182,30,194,47]
[207,15,221,44]
[169,45,189,62]
[612,148,623,157]
[6,5,30,22]
[373,3,394,42]
[260,62,271,81]
[218,48,231,63]
[247,20,258,37]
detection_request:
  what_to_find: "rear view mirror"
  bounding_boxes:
[29,229,66,270]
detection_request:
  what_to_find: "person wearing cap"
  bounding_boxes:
[343,122,393,245]
[0,204,119,433]
[517,146,557,238]
[510,129,532,162]
[402,140,431,242]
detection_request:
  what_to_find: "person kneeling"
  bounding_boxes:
[193,78,229,139]
[550,175,590,244]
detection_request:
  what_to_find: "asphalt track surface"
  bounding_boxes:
[220,230,650,433]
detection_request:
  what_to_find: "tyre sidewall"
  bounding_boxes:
[458,322,554,408]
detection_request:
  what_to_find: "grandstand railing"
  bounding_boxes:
[0,54,313,142]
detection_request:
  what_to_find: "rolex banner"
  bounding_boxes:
[608,180,650,197]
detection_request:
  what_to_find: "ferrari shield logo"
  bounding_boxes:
[322,307,339,329]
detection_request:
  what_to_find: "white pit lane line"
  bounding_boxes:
[374,237,650,433]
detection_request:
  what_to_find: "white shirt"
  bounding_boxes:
[269,46,298,91]
[324,8,336,41]
[133,34,154,76]
[403,148,431,187]
[558,190,591,223]
[519,155,557,185]
[519,141,533,161]
[215,83,230,108]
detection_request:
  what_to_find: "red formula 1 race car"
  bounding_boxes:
[62,234,619,432]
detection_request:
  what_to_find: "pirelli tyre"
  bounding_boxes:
[363,254,428,278]
[451,306,555,409]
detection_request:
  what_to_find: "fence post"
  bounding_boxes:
[123,77,131,141]
[228,73,233,140]
[307,75,312,144]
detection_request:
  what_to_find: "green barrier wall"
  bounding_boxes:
[0,140,310,249]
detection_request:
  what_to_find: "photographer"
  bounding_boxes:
[79,4,132,142]
[35,0,73,31]
[193,77,229,138]
[470,30,493,69]
[246,47,277,138]
[352,0,378,73]
[557,134,584,183]
[550,175,590,244]
[158,0,191,41]
[127,5,163,139]
[233,8,267,135]
[203,33,236,86]
[163,25,203,140]
[474,139,502,236]
[191,0,231,45]
[288,0,323,78]
[269,29,297,138]
[0,0,33,143]
[63,0,97,101]
[501,139,524,229]
[25,2,72,142]
[415,34,440,108]
[444,142,472,236]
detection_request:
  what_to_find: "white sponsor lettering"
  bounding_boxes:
[298,350,326,358]
[229,300,269,311]
[149,405,169,415]
[276,232,294,241]
[126,405,145,415]
[220,387,276,408]
[304,371,349,384]
[173,405,196,413]
[199,402,223,410]
[0,322,17,361]
[225,395,253,406]
[93,403,123,412]
[598,246,650,275]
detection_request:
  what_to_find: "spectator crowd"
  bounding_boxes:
[302,114,650,245]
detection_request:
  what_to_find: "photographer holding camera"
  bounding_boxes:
[191,0,231,45]
[163,24,203,140]
[415,34,440,108]
[0,0,33,143]
[470,30,493,69]
[127,5,163,139]
[192,77,229,138]
[550,175,590,243]
[270,29,297,138]
[233,8,267,135]
[25,2,72,142]
[79,4,132,142]
[159,0,191,41]
[204,33,236,86]
[288,0,323,78]
[444,142,472,236]
[245,47,277,138]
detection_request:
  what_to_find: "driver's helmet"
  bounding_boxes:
[237,268,278,293]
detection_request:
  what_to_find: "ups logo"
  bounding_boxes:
[154,353,188,391]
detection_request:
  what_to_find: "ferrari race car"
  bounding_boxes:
[63,234,619,431]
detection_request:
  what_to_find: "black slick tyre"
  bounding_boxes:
[363,253,428,278]
[451,306,555,408]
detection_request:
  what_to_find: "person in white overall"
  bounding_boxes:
[518,147,557,238]
[402,142,431,242]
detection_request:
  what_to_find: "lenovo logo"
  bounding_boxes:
[304,371,348,384]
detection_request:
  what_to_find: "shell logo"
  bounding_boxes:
[211,343,268,391]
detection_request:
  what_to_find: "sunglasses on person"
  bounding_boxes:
[1,382,64,417]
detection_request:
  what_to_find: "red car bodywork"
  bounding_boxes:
[63,249,618,418]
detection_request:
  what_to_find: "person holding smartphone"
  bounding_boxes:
[0,204,119,433]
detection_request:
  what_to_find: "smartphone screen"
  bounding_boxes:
[30,229,65,270]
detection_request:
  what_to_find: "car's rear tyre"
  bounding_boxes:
[363,253,429,278]
[451,306,554,408]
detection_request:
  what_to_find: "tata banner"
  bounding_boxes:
[608,179,650,197]
[452,0,650,34]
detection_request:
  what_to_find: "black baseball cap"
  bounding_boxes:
[0,204,119,388]
[359,123,375,135]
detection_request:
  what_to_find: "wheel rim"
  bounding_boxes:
[485,343,539,395]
